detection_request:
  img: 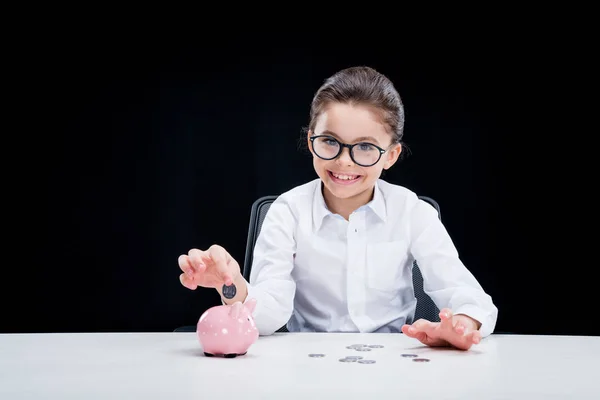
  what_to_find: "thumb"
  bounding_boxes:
[208,245,233,286]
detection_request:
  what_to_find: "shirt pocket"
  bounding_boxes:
[365,240,410,293]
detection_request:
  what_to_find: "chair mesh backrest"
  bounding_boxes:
[242,195,441,326]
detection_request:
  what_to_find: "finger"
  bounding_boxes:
[403,319,436,337]
[469,330,482,345]
[442,326,481,350]
[179,273,197,290]
[401,324,429,343]
[444,313,472,342]
[454,323,466,335]
[178,255,195,277]
[449,317,477,339]
[439,308,455,329]
[453,333,476,351]
[401,324,414,336]
[208,245,233,285]
[188,248,209,271]
[402,323,447,347]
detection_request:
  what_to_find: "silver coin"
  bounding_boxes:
[412,358,430,362]
[308,353,325,358]
[358,359,376,364]
[354,347,372,351]
[339,358,357,362]
[344,355,363,360]
[401,354,418,358]
[368,344,384,348]
[222,283,237,299]
[350,344,367,347]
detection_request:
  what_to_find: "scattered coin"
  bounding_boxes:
[357,359,376,364]
[339,358,358,362]
[344,356,363,360]
[308,353,325,358]
[368,344,384,348]
[401,354,418,358]
[412,358,430,362]
[354,347,372,351]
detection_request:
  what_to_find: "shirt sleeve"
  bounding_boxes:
[409,199,499,337]
[244,195,297,336]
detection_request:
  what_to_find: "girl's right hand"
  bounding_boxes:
[178,245,240,290]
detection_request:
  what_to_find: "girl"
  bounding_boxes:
[178,66,498,351]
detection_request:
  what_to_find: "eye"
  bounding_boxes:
[317,136,338,146]
[357,143,376,152]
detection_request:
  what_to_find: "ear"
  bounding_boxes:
[228,301,243,319]
[383,143,402,170]
[244,297,257,314]
[307,130,314,153]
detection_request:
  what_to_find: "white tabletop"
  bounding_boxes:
[0,332,598,399]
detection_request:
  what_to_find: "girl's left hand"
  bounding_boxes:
[401,308,482,351]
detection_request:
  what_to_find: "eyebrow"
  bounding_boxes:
[318,130,381,145]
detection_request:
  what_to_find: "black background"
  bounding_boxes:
[4,29,593,337]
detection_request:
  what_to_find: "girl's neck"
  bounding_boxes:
[322,184,375,221]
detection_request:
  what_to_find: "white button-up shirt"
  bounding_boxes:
[245,178,498,337]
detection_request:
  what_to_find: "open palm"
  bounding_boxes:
[401,308,482,351]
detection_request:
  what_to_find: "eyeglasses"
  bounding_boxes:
[309,135,388,167]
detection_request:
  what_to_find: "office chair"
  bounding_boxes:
[174,194,442,333]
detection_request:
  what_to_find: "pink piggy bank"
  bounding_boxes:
[197,298,259,358]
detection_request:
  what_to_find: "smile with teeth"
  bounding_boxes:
[329,171,361,181]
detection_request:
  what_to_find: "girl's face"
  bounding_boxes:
[308,102,402,206]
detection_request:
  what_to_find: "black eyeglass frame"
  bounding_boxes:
[309,135,388,167]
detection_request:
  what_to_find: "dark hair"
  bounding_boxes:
[307,66,405,145]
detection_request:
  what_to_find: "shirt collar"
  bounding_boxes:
[368,180,387,222]
[312,180,387,231]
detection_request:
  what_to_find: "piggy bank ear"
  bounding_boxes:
[244,298,257,314]
[228,301,243,319]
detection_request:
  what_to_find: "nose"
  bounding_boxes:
[335,146,354,166]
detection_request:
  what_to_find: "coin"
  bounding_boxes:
[308,354,325,358]
[344,356,363,360]
[368,344,384,348]
[354,347,372,351]
[401,354,418,358]
[412,358,430,362]
[358,359,376,364]
[222,283,237,299]
[339,358,357,362]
